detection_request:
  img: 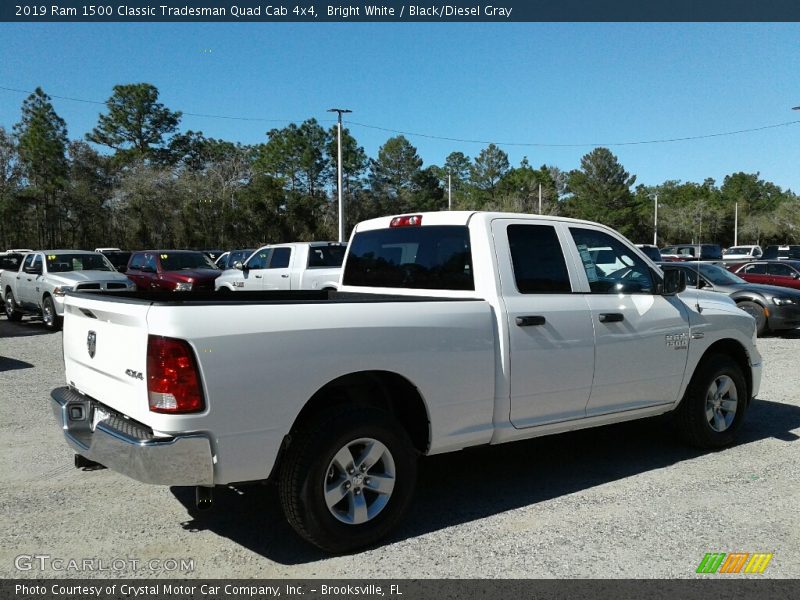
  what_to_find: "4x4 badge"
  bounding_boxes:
[87,331,97,358]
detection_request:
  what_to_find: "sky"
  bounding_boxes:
[2,22,799,191]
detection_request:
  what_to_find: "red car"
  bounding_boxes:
[732,260,800,291]
[126,250,221,292]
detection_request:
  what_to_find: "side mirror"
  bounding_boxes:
[234,261,245,271]
[662,269,686,295]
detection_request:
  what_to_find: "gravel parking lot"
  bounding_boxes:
[1,317,798,579]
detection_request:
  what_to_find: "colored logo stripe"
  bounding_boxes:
[697,553,726,573]
[744,553,773,574]
[720,553,749,573]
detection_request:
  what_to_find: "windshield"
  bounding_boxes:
[161,252,219,271]
[698,263,746,285]
[46,253,114,272]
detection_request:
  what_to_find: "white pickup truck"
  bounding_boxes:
[214,242,346,292]
[50,212,761,553]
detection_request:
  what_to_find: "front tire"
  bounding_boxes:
[42,296,62,331]
[675,354,748,448]
[737,300,768,336]
[279,406,417,553]
[5,290,22,321]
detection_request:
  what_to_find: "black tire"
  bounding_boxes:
[279,406,417,553]
[42,295,62,331]
[675,354,748,448]
[737,300,768,336]
[4,289,22,321]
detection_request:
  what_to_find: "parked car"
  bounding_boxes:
[722,245,762,261]
[661,244,723,262]
[215,249,256,271]
[762,245,800,260]
[731,260,800,291]
[0,251,27,315]
[215,242,346,291]
[125,250,221,292]
[635,244,662,262]
[660,261,800,336]
[97,249,132,273]
[1,250,135,330]
[52,211,761,553]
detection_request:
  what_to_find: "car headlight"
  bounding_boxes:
[772,297,796,306]
[174,282,193,292]
[52,286,74,296]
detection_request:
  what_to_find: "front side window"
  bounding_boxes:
[743,263,766,275]
[768,263,796,277]
[507,224,571,293]
[343,225,473,290]
[247,249,270,270]
[570,228,654,294]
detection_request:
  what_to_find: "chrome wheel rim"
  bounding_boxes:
[43,301,53,325]
[705,375,738,432]
[5,295,13,313]
[324,437,396,525]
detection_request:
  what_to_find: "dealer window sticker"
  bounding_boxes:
[576,244,599,282]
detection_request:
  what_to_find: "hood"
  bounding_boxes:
[713,282,800,298]
[161,269,220,282]
[49,270,130,284]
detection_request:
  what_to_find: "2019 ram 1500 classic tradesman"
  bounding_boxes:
[50,212,761,552]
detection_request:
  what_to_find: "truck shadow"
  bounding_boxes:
[170,397,800,564]
[0,356,35,372]
[0,317,51,338]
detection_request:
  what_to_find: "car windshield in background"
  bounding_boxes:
[639,246,662,261]
[343,225,474,290]
[724,246,752,256]
[161,252,219,271]
[308,245,347,268]
[698,263,746,285]
[763,246,800,260]
[45,253,113,272]
[101,251,132,270]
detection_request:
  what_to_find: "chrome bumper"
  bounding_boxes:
[50,386,214,486]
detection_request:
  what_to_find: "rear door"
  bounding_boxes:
[260,247,293,290]
[739,263,769,285]
[566,226,690,415]
[767,262,800,289]
[491,219,595,427]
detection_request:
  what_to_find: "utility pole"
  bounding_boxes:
[448,169,452,210]
[653,193,658,246]
[734,201,738,246]
[538,183,542,214]
[327,108,352,243]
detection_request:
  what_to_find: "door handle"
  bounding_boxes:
[599,313,624,323]
[281,274,289,278]
[516,315,546,327]
[255,275,262,278]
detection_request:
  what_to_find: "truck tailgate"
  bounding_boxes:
[62,294,152,424]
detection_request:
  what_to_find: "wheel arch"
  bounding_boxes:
[283,370,431,466]
[694,338,754,404]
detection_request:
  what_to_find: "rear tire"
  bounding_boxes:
[279,406,417,553]
[4,290,22,321]
[42,295,62,331]
[737,300,768,336]
[675,354,748,448]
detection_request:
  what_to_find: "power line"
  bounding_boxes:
[2,84,799,148]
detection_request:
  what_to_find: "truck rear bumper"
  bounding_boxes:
[50,386,214,486]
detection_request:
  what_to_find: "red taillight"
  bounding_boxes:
[390,215,423,227]
[146,335,205,413]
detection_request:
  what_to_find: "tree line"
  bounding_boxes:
[1,83,798,251]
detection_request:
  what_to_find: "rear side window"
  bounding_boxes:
[343,225,473,290]
[507,224,571,293]
[308,245,347,268]
[269,248,291,269]
[768,263,796,277]
[700,245,723,260]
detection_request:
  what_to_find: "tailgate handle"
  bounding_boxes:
[599,313,624,323]
[516,315,546,327]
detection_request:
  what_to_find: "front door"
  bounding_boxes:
[260,247,293,290]
[567,226,691,415]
